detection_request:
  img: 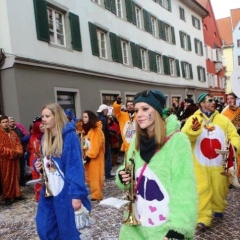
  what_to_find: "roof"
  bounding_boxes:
[196,0,207,8]
[230,8,240,30]
[216,17,233,46]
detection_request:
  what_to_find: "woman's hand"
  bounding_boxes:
[72,199,82,211]
[119,169,131,184]
[35,158,42,172]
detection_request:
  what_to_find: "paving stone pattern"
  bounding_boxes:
[1,162,240,240]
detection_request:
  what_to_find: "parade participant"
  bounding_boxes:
[107,115,120,166]
[0,115,23,206]
[113,96,136,152]
[182,93,240,230]
[97,104,115,179]
[82,110,105,201]
[117,90,197,240]
[27,117,44,202]
[222,92,240,177]
[35,103,90,239]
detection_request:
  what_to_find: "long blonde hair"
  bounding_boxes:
[135,110,166,150]
[41,103,68,157]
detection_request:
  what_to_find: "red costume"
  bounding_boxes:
[27,121,43,201]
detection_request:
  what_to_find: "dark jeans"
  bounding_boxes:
[19,155,26,186]
[105,144,112,178]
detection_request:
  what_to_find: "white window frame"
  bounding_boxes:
[237,39,240,48]
[140,48,147,70]
[156,55,163,74]
[193,16,200,29]
[238,56,240,66]
[165,24,171,43]
[169,58,175,76]
[182,33,187,50]
[47,7,66,47]
[121,40,129,65]
[160,0,169,10]
[135,6,141,28]
[116,0,123,18]
[97,30,107,59]
[151,17,157,37]
[183,62,190,79]
[196,39,201,55]
[198,67,205,82]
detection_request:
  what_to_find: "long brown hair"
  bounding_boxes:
[135,110,166,150]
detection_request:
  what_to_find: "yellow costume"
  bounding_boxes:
[83,121,105,200]
[182,109,240,227]
[113,101,136,152]
[222,105,240,177]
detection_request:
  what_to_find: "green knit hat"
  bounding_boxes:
[198,93,208,103]
[134,90,166,116]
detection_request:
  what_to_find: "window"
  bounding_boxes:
[151,17,157,37]
[93,0,100,4]
[238,56,240,66]
[116,0,123,17]
[162,56,180,76]
[97,30,107,59]
[194,38,203,55]
[179,31,191,51]
[219,76,225,89]
[181,62,193,79]
[140,48,147,70]
[47,7,66,46]
[237,40,240,47]
[192,16,201,29]
[169,59,175,76]
[156,55,163,74]
[135,6,141,28]
[102,93,118,106]
[121,40,129,65]
[158,20,175,44]
[179,7,185,21]
[159,0,171,11]
[197,66,206,82]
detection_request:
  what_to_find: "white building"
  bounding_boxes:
[233,20,240,68]
[0,0,208,126]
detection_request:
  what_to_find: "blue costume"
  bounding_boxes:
[36,123,90,240]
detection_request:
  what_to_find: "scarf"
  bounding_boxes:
[140,136,157,164]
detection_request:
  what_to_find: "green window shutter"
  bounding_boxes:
[69,12,82,51]
[143,9,152,33]
[149,50,157,72]
[176,59,180,77]
[88,22,99,56]
[203,68,206,81]
[181,61,185,78]
[158,20,166,41]
[130,42,137,67]
[198,19,201,30]
[136,45,142,69]
[125,0,133,23]
[194,38,197,54]
[163,55,170,75]
[116,36,123,63]
[110,32,118,62]
[33,0,49,42]
[187,35,191,51]
[171,27,175,44]
[192,15,194,27]
[167,0,172,11]
[179,31,183,48]
[197,66,200,81]
[104,0,111,10]
[200,41,203,56]
[189,64,193,79]
[111,0,117,14]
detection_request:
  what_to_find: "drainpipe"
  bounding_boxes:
[0,48,6,115]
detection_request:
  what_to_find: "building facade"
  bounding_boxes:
[0,0,208,127]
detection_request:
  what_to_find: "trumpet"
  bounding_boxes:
[123,152,140,226]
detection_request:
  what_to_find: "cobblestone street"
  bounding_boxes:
[1,163,240,240]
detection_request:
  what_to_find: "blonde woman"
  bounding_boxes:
[35,103,90,240]
[117,90,197,240]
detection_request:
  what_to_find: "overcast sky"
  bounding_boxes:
[210,0,240,19]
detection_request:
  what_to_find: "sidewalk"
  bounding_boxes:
[1,166,240,239]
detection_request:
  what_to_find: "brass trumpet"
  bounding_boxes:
[123,152,140,226]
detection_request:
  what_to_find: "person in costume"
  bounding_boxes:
[82,110,105,201]
[113,96,136,152]
[116,90,197,240]
[27,117,44,202]
[182,93,240,230]
[0,115,23,206]
[35,103,90,240]
[222,92,240,178]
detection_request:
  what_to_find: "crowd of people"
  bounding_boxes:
[0,90,239,240]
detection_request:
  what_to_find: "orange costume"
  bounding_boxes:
[83,121,105,200]
[113,101,136,152]
[0,128,23,202]
[222,105,240,177]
